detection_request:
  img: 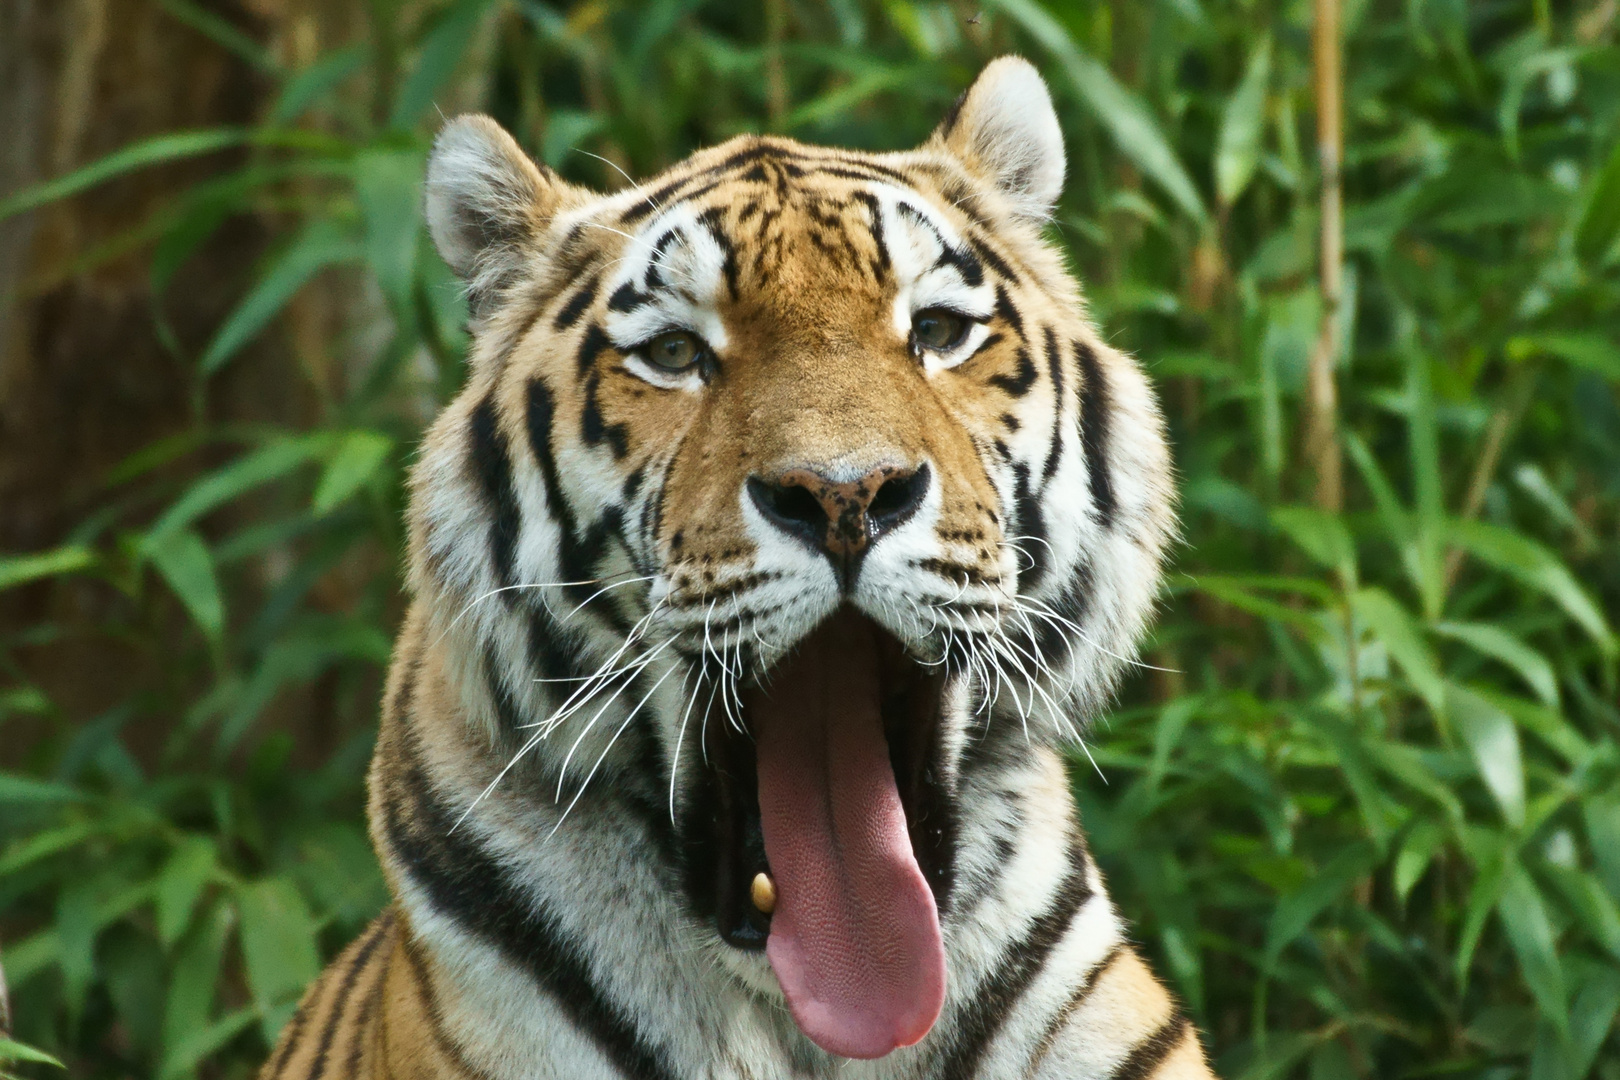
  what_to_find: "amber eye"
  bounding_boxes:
[911,308,969,353]
[644,329,707,372]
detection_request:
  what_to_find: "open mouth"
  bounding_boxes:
[692,608,957,1059]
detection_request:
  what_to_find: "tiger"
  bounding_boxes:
[260,55,1211,1080]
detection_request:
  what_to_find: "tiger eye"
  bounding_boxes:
[646,330,704,371]
[912,308,968,352]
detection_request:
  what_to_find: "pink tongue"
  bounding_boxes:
[751,613,946,1059]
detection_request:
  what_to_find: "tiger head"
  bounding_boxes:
[408,57,1175,1061]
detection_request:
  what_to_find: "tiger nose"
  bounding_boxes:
[747,463,931,589]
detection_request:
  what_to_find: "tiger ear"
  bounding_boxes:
[425,115,563,317]
[929,56,1065,220]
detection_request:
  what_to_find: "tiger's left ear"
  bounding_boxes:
[929,56,1065,220]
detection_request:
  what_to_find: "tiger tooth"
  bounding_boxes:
[750,871,777,915]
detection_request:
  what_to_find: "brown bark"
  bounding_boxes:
[0,0,357,749]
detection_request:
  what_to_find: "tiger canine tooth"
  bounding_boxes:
[750,872,777,915]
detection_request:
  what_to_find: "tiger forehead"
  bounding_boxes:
[595,140,989,302]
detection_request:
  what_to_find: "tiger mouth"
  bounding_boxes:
[694,608,956,1058]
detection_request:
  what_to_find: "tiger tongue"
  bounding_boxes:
[750,612,946,1060]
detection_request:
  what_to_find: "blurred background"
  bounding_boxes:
[1,0,1617,1077]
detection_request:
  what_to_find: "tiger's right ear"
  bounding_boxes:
[425,115,562,317]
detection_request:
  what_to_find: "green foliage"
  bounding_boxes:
[1,1,1618,1077]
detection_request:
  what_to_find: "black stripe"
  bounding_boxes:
[340,912,396,1078]
[575,323,612,379]
[988,347,1038,397]
[1074,340,1117,528]
[937,832,1095,1080]
[1110,1015,1191,1080]
[967,232,1019,284]
[1025,944,1126,1074]
[468,393,521,594]
[304,916,391,1080]
[607,280,654,313]
[852,191,890,279]
[1011,462,1049,589]
[383,734,678,1080]
[485,646,526,732]
[581,371,630,458]
[938,87,970,137]
[695,207,740,298]
[993,285,1024,338]
[554,274,600,330]
[1041,328,1065,483]
[264,991,313,1079]
[400,931,499,1080]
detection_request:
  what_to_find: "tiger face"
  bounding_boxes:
[410,56,1175,1062]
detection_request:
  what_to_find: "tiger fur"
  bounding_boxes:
[261,56,1215,1080]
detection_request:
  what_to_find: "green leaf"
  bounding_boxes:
[236,878,321,1044]
[313,431,394,516]
[0,773,85,805]
[160,901,232,1071]
[1406,346,1445,619]
[157,0,275,71]
[1498,859,1569,1037]
[156,836,218,947]
[1575,136,1620,265]
[1540,863,1620,962]
[1449,684,1526,829]
[1433,621,1559,706]
[271,45,368,125]
[143,435,328,543]
[390,0,499,129]
[1395,820,1445,903]
[1270,506,1356,585]
[147,529,225,643]
[157,1008,256,1080]
[1215,35,1272,206]
[0,1038,64,1069]
[991,0,1209,224]
[1263,841,1378,967]
[1351,588,1445,715]
[355,148,425,312]
[1507,332,1620,381]
[0,129,248,222]
[1449,519,1617,656]
[198,220,362,375]
[0,545,97,592]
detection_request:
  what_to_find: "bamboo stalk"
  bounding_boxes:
[1307,0,1345,512]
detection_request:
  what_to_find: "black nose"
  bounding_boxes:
[747,463,931,590]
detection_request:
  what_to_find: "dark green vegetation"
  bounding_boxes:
[2,1,1619,1077]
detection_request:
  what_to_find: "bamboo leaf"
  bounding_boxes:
[0,129,248,222]
[0,545,97,592]
[1575,136,1620,265]
[1264,841,1378,967]
[991,0,1209,224]
[313,431,394,516]
[146,530,225,643]
[142,435,328,543]
[1449,519,1617,656]
[390,0,500,130]
[1215,35,1272,206]
[1433,621,1560,706]
[1498,859,1569,1037]
[198,220,362,375]
[1352,588,1445,715]
[1449,684,1526,829]
[236,878,321,1044]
